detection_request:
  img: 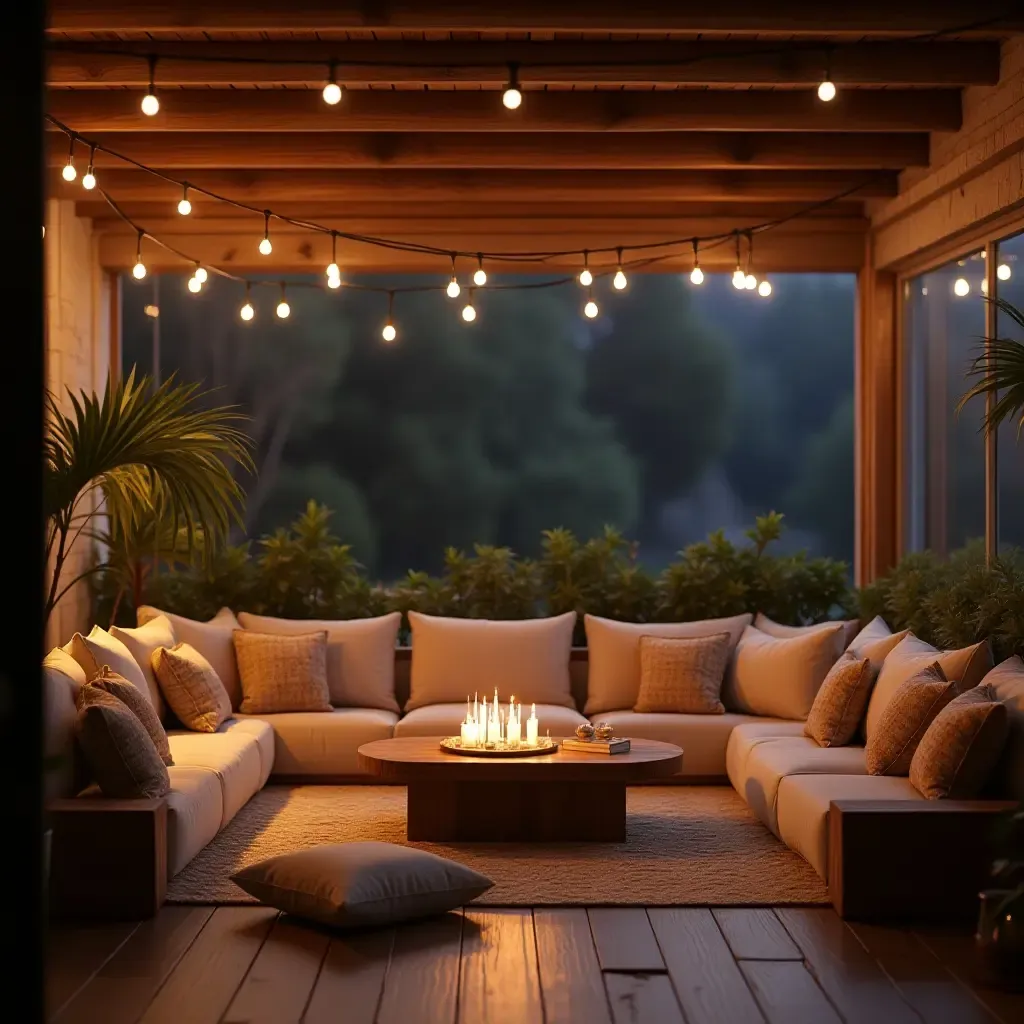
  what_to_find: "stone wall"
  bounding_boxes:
[44,199,112,647]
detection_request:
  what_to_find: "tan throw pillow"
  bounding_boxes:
[236,611,401,713]
[633,633,731,714]
[866,663,958,776]
[406,612,576,711]
[723,624,843,720]
[90,667,173,766]
[110,615,176,719]
[137,606,243,709]
[910,684,1009,799]
[233,630,332,714]
[754,613,859,657]
[583,613,752,715]
[804,652,873,747]
[231,842,493,929]
[75,686,170,799]
[864,633,992,743]
[68,626,155,708]
[152,642,233,732]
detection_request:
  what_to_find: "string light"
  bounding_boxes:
[382,291,397,342]
[732,234,745,289]
[758,279,772,297]
[743,231,758,289]
[61,135,76,181]
[446,254,461,298]
[461,289,477,322]
[187,262,204,293]
[194,266,208,284]
[579,251,593,288]
[818,50,836,102]
[240,284,255,322]
[744,273,757,290]
[998,263,1012,281]
[141,56,160,116]
[689,239,704,285]
[473,255,487,287]
[132,230,147,280]
[953,277,970,297]
[502,63,523,110]
[584,289,599,319]
[322,62,343,105]
[178,184,192,216]
[259,211,273,256]
[612,248,627,291]
[276,283,291,318]
[326,231,341,288]
[82,144,96,190]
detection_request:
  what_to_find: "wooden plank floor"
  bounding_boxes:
[47,907,1024,1024]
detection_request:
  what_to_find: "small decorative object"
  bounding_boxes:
[562,736,631,755]
[442,690,554,757]
[575,722,596,741]
[594,722,614,741]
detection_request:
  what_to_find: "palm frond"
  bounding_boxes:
[956,298,1024,439]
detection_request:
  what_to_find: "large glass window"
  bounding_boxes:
[903,251,987,556]
[997,230,1024,551]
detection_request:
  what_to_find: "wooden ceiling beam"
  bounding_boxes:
[51,131,930,171]
[45,40,1000,87]
[45,88,962,133]
[54,167,897,203]
[45,1,1024,36]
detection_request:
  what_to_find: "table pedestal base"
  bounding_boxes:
[406,780,626,842]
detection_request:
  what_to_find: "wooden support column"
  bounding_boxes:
[855,235,899,584]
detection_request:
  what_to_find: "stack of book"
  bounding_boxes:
[561,737,631,755]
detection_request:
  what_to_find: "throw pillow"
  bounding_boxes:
[137,606,243,709]
[75,686,170,799]
[981,657,1024,803]
[803,652,873,747]
[236,611,401,713]
[43,648,88,799]
[406,612,576,711]
[231,842,493,928]
[91,666,173,766]
[151,642,233,732]
[583,612,752,715]
[910,684,1009,799]
[866,663,958,776]
[67,626,154,708]
[233,630,332,714]
[633,633,732,714]
[110,615,176,718]
[754,613,860,657]
[723,624,843,720]
[863,633,991,743]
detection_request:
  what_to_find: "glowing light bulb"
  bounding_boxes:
[690,266,704,285]
[132,260,147,280]
[758,279,772,297]
[382,323,397,342]
[997,263,1012,281]
[613,269,627,291]
[259,237,272,256]
[326,262,340,279]
[744,273,757,290]
[732,269,746,289]
[276,298,291,318]
[462,302,477,322]
[953,277,970,297]
[141,92,160,116]
[323,82,342,105]
[327,274,341,289]
[178,197,192,216]
[579,268,593,287]
[82,170,96,190]
[474,267,487,287]
[240,301,255,322]
[61,161,76,182]
[584,299,599,319]
[446,277,461,299]
[194,267,208,284]
[503,86,522,109]
[817,79,836,102]
[187,276,201,293]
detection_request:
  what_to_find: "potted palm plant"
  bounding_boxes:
[957,297,1024,436]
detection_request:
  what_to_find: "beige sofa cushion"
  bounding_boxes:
[43,648,88,799]
[396,702,587,740]
[237,611,402,713]
[983,656,1024,801]
[233,630,332,715]
[110,616,176,718]
[217,717,275,789]
[138,606,243,709]
[92,666,173,766]
[909,684,1009,799]
[165,765,224,877]
[725,721,809,791]
[584,613,752,715]
[68,625,155,705]
[724,624,842,720]
[406,611,576,711]
[864,633,991,742]
[634,633,731,714]
[152,642,233,733]
[776,773,923,881]
[804,653,873,748]
[167,728,265,826]
[754,613,859,656]
[238,708,398,776]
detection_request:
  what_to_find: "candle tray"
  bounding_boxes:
[439,737,559,758]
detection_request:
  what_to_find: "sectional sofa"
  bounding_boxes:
[43,606,1024,922]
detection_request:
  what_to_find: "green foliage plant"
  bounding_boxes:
[958,298,1024,439]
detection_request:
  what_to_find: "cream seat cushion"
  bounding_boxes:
[165,765,224,878]
[583,612,752,715]
[396,702,587,740]
[983,656,1024,801]
[110,615,176,718]
[67,626,155,707]
[737,737,868,835]
[237,611,402,713]
[238,708,398,776]
[218,717,275,788]
[776,773,923,881]
[863,633,991,743]
[406,611,576,711]
[754,613,859,657]
[725,721,809,791]
[138,606,243,709]
[167,729,265,827]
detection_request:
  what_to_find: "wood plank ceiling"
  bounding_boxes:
[44,1,1021,274]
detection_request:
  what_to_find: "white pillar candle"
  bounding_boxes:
[526,703,539,746]
[507,714,521,747]
[461,719,478,747]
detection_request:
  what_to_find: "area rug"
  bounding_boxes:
[167,785,828,906]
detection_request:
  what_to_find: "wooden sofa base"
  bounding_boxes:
[828,799,1016,923]
[49,797,167,920]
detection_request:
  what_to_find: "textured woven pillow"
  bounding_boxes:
[910,684,1009,799]
[803,652,873,747]
[233,630,332,714]
[90,666,173,766]
[152,642,233,732]
[231,842,493,929]
[75,686,170,799]
[866,663,958,776]
[633,633,731,714]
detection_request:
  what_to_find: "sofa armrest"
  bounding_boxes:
[828,798,1016,923]
[49,796,168,920]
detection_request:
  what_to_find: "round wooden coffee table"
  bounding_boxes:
[357,736,683,842]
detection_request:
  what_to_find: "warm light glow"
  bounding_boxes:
[326,262,340,279]
[744,273,757,290]
[240,301,254,322]
[144,304,159,318]
[61,161,76,182]
[187,276,202,293]
[178,197,192,216]
[82,170,96,190]
[259,237,273,256]
[584,299,599,319]
[194,267,208,284]
[502,86,522,110]
[613,269,628,291]
[323,82,342,105]
[327,274,341,289]
[132,260,147,280]
[141,92,160,116]
[758,279,773,297]
[981,278,989,295]
[474,267,487,287]
[382,323,397,342]
[579,268,593,287]
[732,269,746,289]
[690,266,704,285]
[817,79,836,102]
[276,299,291,318]
[446,277,461,299]
[997,263,1012,281]
[461,302,477,322]
[953,277,970,297]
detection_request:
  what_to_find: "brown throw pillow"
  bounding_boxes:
[804,652,873,748]
[91,666,173,766]
[152,642,233,733]
[634,633,731,714]
[233,630,332,714]
[75,686,170,799]
[910,684,1009,799]
[865,663,958,776]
